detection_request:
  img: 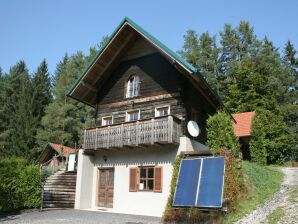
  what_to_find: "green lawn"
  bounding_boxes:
[224,161,283,223]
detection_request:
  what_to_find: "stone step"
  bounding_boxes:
[42,171,77,209]
[44,184,76,188]
[47,176,77,181]
[43,188,76,192]
[42,203,74,208]
[43,191,75,195]
[43,196,75,201]
[45,182,76,186]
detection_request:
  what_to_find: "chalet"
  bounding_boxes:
[38,143,76,169]
[67,17,223,217]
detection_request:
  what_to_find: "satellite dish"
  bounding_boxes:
[187,120,200,137]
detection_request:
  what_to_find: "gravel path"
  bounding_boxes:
[236,167,298,224]
[0,209,160,224]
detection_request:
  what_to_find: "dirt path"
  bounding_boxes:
[236,167,298,224]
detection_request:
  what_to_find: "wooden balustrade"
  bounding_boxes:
[83,116,182,150]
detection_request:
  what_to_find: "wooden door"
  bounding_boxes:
[98,168,114,207]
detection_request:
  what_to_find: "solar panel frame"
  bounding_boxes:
[172,156,225,209]
[172,158,202,207]
[196,157,225,208]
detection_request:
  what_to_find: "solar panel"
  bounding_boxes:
[173,159,202,206]
[196,157,225,207]
[173,157,225,208]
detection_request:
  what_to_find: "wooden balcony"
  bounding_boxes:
[83,115,182,150]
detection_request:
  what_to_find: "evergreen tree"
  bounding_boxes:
[36,52,94,149]
[31,59,52,122]
[206,111,240,156]
[250,109,296,165]
[0,61,35,158]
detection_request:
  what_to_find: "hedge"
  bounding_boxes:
[0,157,41,212]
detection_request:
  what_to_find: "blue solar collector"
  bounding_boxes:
[173,157,225,208]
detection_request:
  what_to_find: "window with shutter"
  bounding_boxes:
[154,167,162,192]
[129,168,138,192]
[129,166,162,193]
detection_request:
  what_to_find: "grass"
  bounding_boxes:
[224,161,283,223]
[266,207,284,224]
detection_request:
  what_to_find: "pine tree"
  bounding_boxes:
[36,52,94,149]
[0,61,35,157]
[31,59,52,122]
[206,111,240,156]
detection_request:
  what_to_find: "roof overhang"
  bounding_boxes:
[66,17,224,109]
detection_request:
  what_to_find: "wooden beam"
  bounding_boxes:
[92,31,135,86]
[81,80,97,92]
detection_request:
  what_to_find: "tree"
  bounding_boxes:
[31,59,52,121]
[206,111,240,156]
[0,61,35,158]
[36,52,94,149]
[250,109,296,165]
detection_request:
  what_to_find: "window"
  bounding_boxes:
[126,75,140,98]
[129,166,162,192]
[102,116,113,126]
[155,106,170,117]
[139,167,154,191]
[126,110,140,122]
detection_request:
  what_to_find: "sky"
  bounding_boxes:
[0,0,297,75]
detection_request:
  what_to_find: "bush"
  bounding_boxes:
[0,157,41,212]
[41,166,59,182]
[207,111,240,157]
[250,109,296,165]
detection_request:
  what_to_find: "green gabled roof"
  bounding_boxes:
[66,17,199,97]
[66,17,224,109]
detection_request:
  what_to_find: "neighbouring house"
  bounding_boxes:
[67,17,223,217]
[232,111,256,160]
[38,143,76,169]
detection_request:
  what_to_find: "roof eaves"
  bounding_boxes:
[66,17,128,97]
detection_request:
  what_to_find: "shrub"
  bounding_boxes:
[250,109,296,165]
[207,111,240,157]
[216,151,247,210]
[0,157,41,212]
[41,166,59,182]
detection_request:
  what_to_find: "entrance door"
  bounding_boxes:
[98,168,114,207]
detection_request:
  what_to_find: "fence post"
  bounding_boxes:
[151,118,154,144]
[168,116,173,143]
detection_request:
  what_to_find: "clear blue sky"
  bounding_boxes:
[1,0,297,75]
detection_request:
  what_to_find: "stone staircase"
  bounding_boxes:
[42,170,77,209]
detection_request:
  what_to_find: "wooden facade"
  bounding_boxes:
[67,18,222,151]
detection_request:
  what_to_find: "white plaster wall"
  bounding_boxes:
[91,145,178,217]
[75,149,95,209]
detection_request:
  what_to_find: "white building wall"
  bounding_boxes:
[75,137,210,217]
[75,149,95,209]
[91,145,178,217]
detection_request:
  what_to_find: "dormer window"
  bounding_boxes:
[126,75,140,98]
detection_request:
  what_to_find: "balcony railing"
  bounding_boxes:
[83,115,182,150]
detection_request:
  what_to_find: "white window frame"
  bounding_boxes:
[155,105,170,117]
[126,75,140,98]
[101,116,113,126]
[126,110,140,122]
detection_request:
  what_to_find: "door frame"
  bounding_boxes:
[97,167,115,208]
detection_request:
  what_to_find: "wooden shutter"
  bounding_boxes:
[129,168,138,192]
[154,166,162,192]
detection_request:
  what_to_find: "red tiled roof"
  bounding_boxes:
[49,143,76,157]
[232,111,255,137]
